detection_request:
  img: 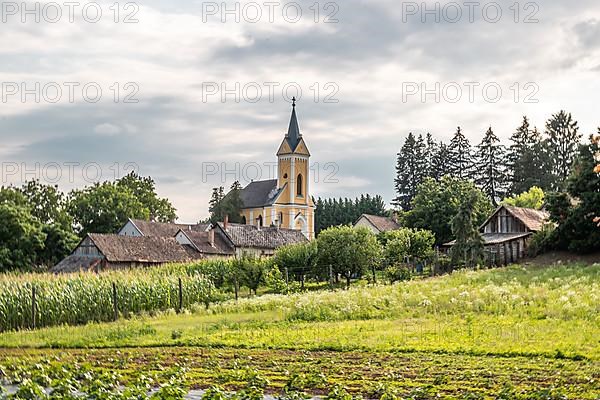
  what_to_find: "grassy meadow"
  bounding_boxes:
[0,263,599,398]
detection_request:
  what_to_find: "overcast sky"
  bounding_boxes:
[1,0,599,222]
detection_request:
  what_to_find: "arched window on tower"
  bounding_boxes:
[297,174,303,197]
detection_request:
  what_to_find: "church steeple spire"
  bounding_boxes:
[286,97,301,151]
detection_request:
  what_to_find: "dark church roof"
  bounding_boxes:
[239,179,283,209]
[286,98,302,151]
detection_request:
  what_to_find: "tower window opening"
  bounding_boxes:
[297,174,303,197]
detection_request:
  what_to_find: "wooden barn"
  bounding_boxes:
[52,234,199,273]
[445,205,549,266]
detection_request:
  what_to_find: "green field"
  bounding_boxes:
[0,264,599,399]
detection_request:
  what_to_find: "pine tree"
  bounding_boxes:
[450,190,485,268]
[430,141,450,181]
[545,110,582,187]
[448,127,474,180]
[208,186,225,223]
[393,132,422,210]
[475,127,506,205]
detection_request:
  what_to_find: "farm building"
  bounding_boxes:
[52,233,199,273]
[444,205,550,265]
[354,214,401,234]
[53,219,308,272]
[118,218,209,237]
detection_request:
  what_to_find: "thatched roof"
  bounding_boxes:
[217,223,307,249]
[89,233,196,263]
[356,214,400,232]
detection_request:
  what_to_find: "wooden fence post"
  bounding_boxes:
[31,286,37,330]
[112,282,118,321]
[178,277,183,313]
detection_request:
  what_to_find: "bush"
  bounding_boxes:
[384,264,411,284]
[528,224,555,257]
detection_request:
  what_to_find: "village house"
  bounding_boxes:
[354,214,401,234]
[444,205,550,265]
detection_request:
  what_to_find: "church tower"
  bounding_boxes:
[275,98,315,238]
[236,99,315,239]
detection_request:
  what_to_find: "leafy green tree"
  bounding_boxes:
[38,224,79,267]
[68,182,149,236]
[209,181,244,224]
[380,228,435,267]
[546,139,600,253]
[475,127,507,205]
[316,225,382,288]
[404,177,493,245]
[117,172,177,222]
[448,127,474,180]
[450,190,485,268]
[0,203,46,271]
[545,111,582,187]
[502,186,545,209]
[235,254,267,295]
[273,241,317,283]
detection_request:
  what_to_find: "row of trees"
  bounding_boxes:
[393,111,584,209]
[208,182,243,224]
[0,173,177,270]
[314,194,387,234]
[273,225,435,289]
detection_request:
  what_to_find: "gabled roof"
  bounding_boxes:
[89,233,196,263]
[128,219,205,238]
[444,232,532,247]
[238,179,284,209]
[480,206,549,232]
[216,222,307,249]
[176,229,235,256]
[356,214,400,232]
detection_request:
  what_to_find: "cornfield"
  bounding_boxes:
[0,267,215,332]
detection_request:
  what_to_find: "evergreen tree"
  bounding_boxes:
[208,186,225,224]
[545,110,582,187]
[448,127,474,180]
[508,117,554,194]
[430,141,450,181]
[393,132,423,210]
[475,127,507,205]
[450,190,485,268]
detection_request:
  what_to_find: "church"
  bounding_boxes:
[235,99,315,239]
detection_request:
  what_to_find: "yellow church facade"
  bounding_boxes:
[237,100,315,239]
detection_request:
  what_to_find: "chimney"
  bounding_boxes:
[224,214,229,231]
[208,229,215,247]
